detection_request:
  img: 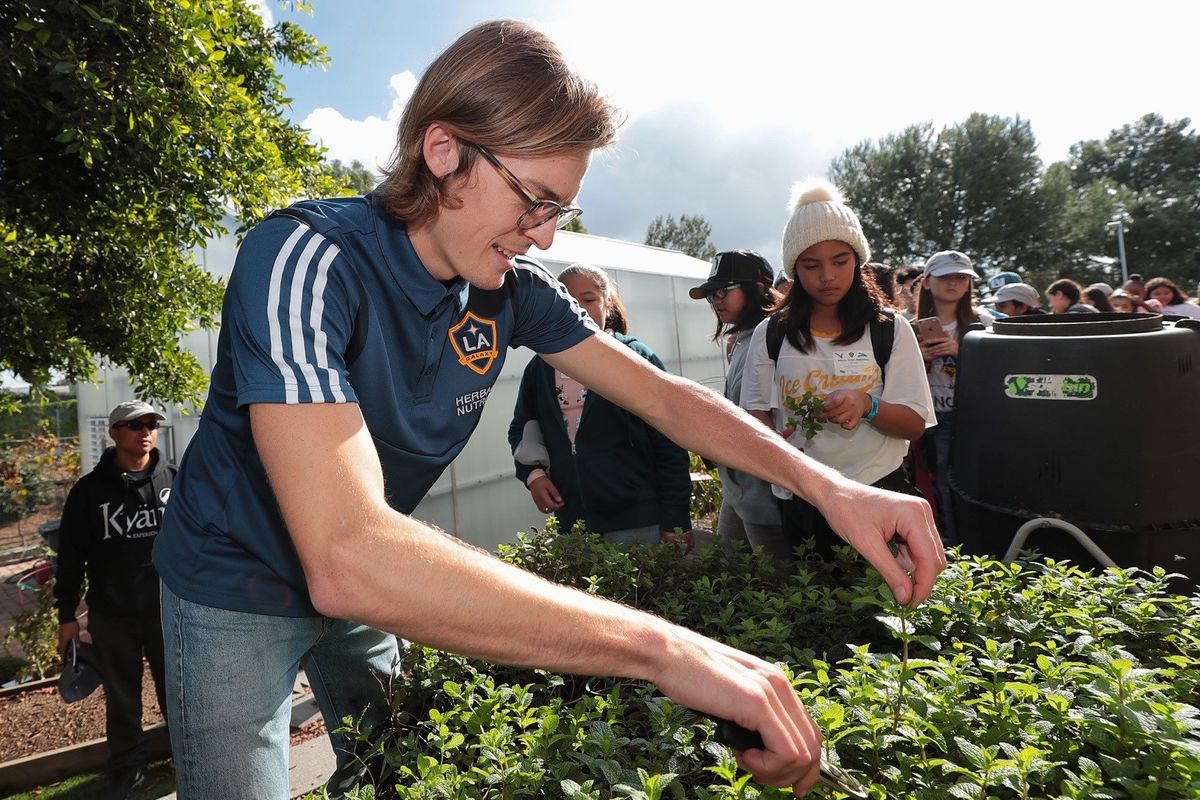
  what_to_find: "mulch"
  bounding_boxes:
[0,664,165,762]
[0,664,323,765]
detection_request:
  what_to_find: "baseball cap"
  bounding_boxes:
[986,271,1022,291]
[984,283,1040,307]
[1085,282,1115,297]
[59,640,104,703]
[923,250,979,279]
[108,400,166,428]
[689,250,775,300]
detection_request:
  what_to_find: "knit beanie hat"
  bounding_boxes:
[780,180,871,279]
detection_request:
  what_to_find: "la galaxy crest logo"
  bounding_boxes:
[449,311,499,375]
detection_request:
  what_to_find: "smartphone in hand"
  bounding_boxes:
[915,316,945,341]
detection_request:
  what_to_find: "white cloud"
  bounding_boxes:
[247,0,272,28]
[289,0,1197,259]
[300,71,418,174]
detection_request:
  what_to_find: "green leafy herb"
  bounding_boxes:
[784,391,826,440]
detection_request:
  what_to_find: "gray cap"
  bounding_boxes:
[59,640,104,703]
[986,282,1040,307]
[108,400,166,428]
[923,250,978,279]
[1085,282,1114,297]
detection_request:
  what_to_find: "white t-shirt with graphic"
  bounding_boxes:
[742,315,935,494]
[926,310,995,413]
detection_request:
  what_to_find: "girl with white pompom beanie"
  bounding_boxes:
[739,180,935,560]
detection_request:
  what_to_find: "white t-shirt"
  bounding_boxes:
[1162,302,1200,320]
[741,314,935,493]
[926,309,994,413]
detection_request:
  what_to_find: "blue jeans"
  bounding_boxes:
[603,524,661,547]
[161,582,402,799]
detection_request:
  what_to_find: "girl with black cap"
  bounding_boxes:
[689,250,787,558]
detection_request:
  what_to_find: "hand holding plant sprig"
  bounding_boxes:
[783,390,825,441]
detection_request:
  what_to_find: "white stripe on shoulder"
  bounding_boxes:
[289,235,327,402]
[309,242,347,402]
[267,223,310,404]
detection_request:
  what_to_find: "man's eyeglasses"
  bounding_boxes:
[119,420,161,432]
[704,283,742,303]
[471,144,583,231]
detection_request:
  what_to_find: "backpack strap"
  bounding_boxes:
[868,309,896,376]
[767,308,895,385]
[765,312,786,362]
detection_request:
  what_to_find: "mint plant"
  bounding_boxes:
[314,528,1200,800]
[783,390,825,440]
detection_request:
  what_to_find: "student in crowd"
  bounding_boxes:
[892,265,922,320]
[986,282,1046,317]
[915,250,994,546]
[1108,290,1139,313]
[866,262,896,308]
[1122,273,1147,301]
[509,264,692,546]
[55,401,174,800]
[1046,279,1098,313]
[688,250,786,558]
[774,271,793,298]
[605,286,629,334]
[741,182,934,560]
[1145,276,1200,319]
[1083,286,1115,312]
[152,21,947,798]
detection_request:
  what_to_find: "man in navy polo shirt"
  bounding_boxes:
[154,20,945,799]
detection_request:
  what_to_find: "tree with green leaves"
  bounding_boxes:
[1064,114,1200,289]
[0,1,342,404]
[327,158,379,195]
[831,114,1057,282]
[644,213,716,261]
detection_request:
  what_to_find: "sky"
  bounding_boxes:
[269,1,1197,265]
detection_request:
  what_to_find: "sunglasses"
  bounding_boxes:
[118,420,161,432]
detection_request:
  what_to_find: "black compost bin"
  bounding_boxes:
[950,313,1200,586]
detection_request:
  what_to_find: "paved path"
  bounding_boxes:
[153,734,336,799]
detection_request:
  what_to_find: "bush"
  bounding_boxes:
[321,529,1200,799]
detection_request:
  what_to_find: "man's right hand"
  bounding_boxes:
[653,624,823,795]
[529,475,564,514]
[58,620,79,658]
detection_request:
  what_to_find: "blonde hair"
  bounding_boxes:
[376,20,621,227]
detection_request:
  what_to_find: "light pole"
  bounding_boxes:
[1106,204,1130,285]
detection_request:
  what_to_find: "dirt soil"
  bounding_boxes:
[0,664,323,764]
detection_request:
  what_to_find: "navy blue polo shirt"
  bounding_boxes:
[154,195,596,616]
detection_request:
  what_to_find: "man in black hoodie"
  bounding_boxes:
[55,400,175,800]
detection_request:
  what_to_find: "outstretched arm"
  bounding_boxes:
[545,334,946,607]
[253,401,825,794]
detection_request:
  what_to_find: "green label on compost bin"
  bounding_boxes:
[1004,374,1098,400]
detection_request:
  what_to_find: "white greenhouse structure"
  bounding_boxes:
[75,230,728,552]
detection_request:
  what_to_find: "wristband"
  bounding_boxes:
[864,393,880,422]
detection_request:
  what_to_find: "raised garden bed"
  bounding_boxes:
[327,529,1200,799]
